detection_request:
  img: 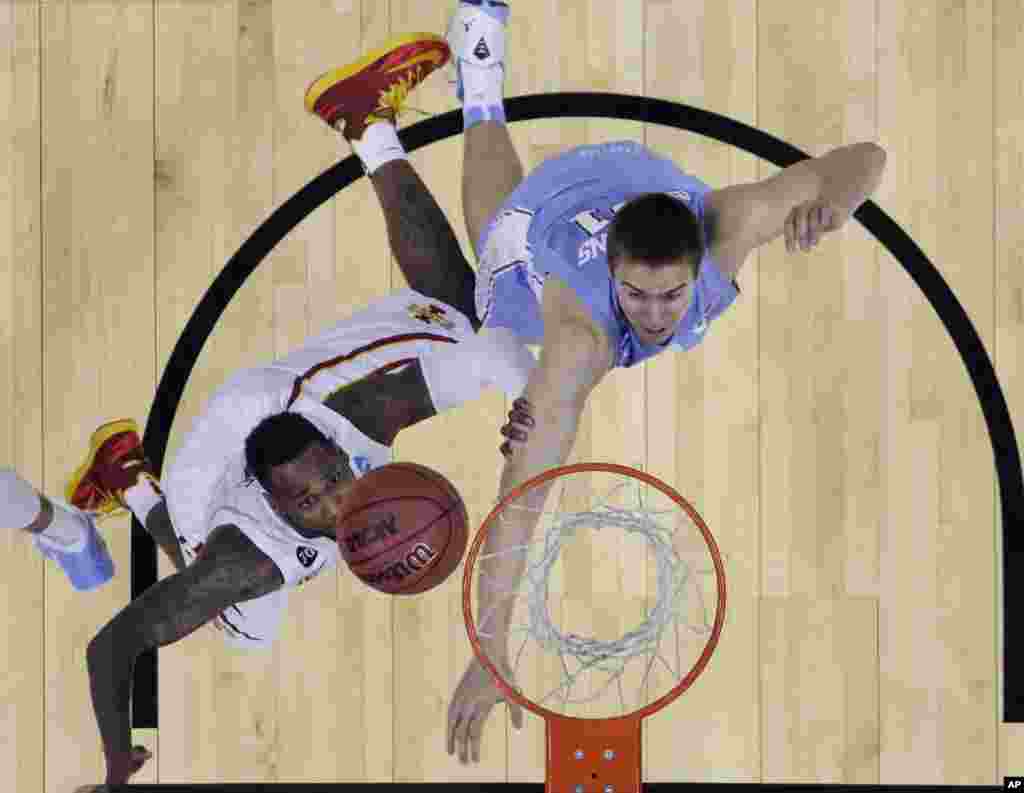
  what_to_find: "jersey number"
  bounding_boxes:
[572,203,626,236]
[571,191,691,237]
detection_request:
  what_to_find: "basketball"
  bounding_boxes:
[337,462,469,595]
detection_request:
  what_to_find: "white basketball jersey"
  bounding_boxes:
[172,289,475,590]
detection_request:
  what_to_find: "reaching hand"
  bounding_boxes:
[499,398,535,459]
[785,199,844,253]
[106,745,152,785]
[447,656,524,764]
[74,745,152,792]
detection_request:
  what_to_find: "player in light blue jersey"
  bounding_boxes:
[442,0,889,766]
[472,142,738,367]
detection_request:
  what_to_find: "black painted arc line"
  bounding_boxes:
[129,93,1022,727]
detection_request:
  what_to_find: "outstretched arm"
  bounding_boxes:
[474,277,613,663]
[708,142,887,279]
[87,524,284,783]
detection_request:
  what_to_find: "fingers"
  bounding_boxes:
[469,715,483,764]
[461,713,478,764]
[448,657,521,764]
[448,701,524,764]
[447,693,473,764]
[786,204,826,254]
[448,708,483,765]
[804,206,818,248]
[499,432,527,458]
[499,414,532,442]
[446,689,465,757]
[450,705,523,763]
[104,745,151,786]
[785,208,798,253]
[808,205,826,247]
[797,206,813,250]
[499,398,534,458]
[450,713,462,758]
[796,205,810,250]
[504,401,534,435]
[508,407,534,429]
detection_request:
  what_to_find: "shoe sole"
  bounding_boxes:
[304,32,449,115]
[64,418,140,513]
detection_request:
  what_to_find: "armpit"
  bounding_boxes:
[116,524,284,651]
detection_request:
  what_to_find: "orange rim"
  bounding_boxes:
[462,461,727,725]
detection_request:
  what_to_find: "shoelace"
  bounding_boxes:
[88,483,128,522]
[374,63,435,123]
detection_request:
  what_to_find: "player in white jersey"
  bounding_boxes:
[164,288,536,639]
[1,34,543,786]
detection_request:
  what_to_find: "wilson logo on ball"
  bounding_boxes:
[361,542,438,587]
[343,512,400,554]
[337,462,469,595]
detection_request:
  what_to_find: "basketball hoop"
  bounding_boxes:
[463,462,727,793]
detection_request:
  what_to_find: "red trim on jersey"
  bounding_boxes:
[284,331,458,409]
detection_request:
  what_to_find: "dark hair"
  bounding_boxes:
[606,193,704,277]
[243,411,332,493]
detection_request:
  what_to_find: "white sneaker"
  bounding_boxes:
[445,0,509,103]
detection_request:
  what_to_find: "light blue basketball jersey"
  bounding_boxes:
[478,142,739,368]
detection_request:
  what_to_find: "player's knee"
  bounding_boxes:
[420,326,537,412]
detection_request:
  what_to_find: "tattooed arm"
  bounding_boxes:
[370,161,481,329]
[86,523,284,783]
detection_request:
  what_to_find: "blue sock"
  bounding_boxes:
[463,103,507,130]
[462,0,510,24]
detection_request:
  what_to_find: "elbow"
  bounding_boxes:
[87,623,112,658]
[852,141,885,160]
[86,632,112,674]
[868,144,888,192]
[863,143,887,176]
[870,142,887,168]
[87,622,144,664]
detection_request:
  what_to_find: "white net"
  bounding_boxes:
[470,466,725,720]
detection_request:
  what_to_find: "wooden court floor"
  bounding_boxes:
[1,1,1022,789]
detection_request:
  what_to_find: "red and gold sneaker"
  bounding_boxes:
[304,32,450,140]
[65,419,162,518]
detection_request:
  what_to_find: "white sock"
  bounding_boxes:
[349,121,408,175]
[462,60,505,109]
[123,477,163,527]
